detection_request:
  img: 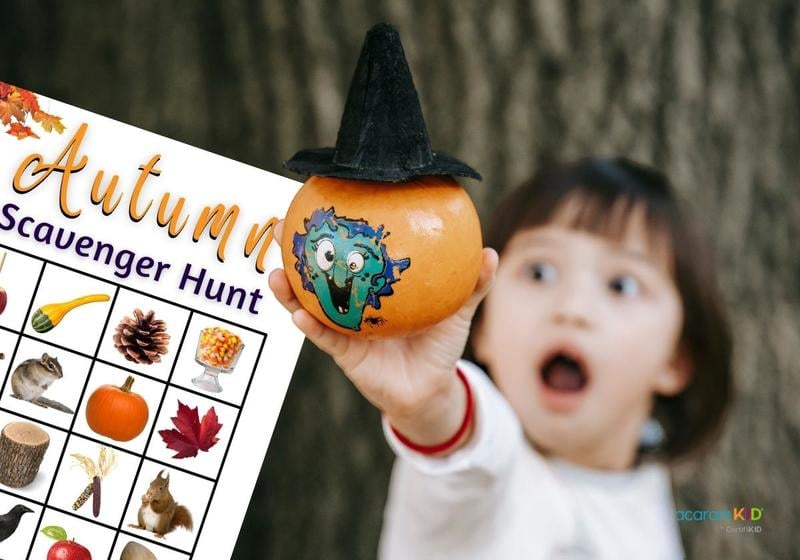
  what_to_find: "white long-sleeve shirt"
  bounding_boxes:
[379,360,685,560]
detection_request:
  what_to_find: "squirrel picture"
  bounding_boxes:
[11,353,74,414]
[129,469,193,538]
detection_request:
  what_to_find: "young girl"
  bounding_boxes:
[269,157,733,559]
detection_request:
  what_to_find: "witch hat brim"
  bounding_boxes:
[284,23,481,182]
[284,147,480,182]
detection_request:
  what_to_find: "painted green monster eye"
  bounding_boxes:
[347,251,365,273]
[315,239,335,271]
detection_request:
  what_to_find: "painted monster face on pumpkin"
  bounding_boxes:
[292,208,411,330]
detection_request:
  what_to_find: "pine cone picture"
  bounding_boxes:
[113,309,170,365]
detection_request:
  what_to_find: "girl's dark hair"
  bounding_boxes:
[469,157,733,462]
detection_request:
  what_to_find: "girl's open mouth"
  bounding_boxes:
[537,348,590,412]
[540,353,588,392]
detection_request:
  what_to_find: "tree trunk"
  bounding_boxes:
[3,1,798,558]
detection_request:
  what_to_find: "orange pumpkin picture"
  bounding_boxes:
[282,24,483,338]
[85,375,149,441]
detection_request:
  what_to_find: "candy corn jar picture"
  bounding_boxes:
[282,24,482,338]
[192,326,245,393]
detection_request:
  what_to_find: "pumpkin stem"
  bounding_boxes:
[120,376,135,392]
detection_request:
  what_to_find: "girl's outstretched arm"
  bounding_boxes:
[269,220,498,454]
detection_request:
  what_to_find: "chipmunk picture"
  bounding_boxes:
[10,353,74,414]
[129,469,193,539]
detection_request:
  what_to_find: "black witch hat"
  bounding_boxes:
[284,23,481,182]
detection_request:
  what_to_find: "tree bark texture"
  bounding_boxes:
[3,1,799,558]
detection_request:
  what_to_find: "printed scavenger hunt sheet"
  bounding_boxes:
[0,82,304,559]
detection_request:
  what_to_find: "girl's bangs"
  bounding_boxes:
[514,185,676,271]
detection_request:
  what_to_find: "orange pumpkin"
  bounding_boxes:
[85,376,149,441]
[281,175,482,338]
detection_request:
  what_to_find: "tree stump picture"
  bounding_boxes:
[0,421,49,488]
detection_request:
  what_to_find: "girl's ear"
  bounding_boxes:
[654,346,693,396]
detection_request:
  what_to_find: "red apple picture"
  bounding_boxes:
[47,539,92,560]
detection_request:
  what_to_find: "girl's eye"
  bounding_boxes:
[527,261,557,283]
[347,251,365,273]
[609,274,640,297]
[315,239,335,271]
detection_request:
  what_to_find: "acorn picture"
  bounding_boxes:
[120,541,158,560]
[282,23,483,338]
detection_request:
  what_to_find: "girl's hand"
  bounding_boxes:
[269,221,498,451]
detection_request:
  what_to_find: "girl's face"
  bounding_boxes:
[474,201,690,470]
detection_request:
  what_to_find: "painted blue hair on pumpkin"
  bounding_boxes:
[292,208,410,308]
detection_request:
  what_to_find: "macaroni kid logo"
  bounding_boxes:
[676,507,764,534]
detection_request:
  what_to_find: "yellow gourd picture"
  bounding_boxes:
[31,294,110,333]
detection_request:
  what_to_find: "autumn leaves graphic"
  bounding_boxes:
[0,82,65,140]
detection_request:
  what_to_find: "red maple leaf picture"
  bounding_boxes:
[159,401,223,459]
